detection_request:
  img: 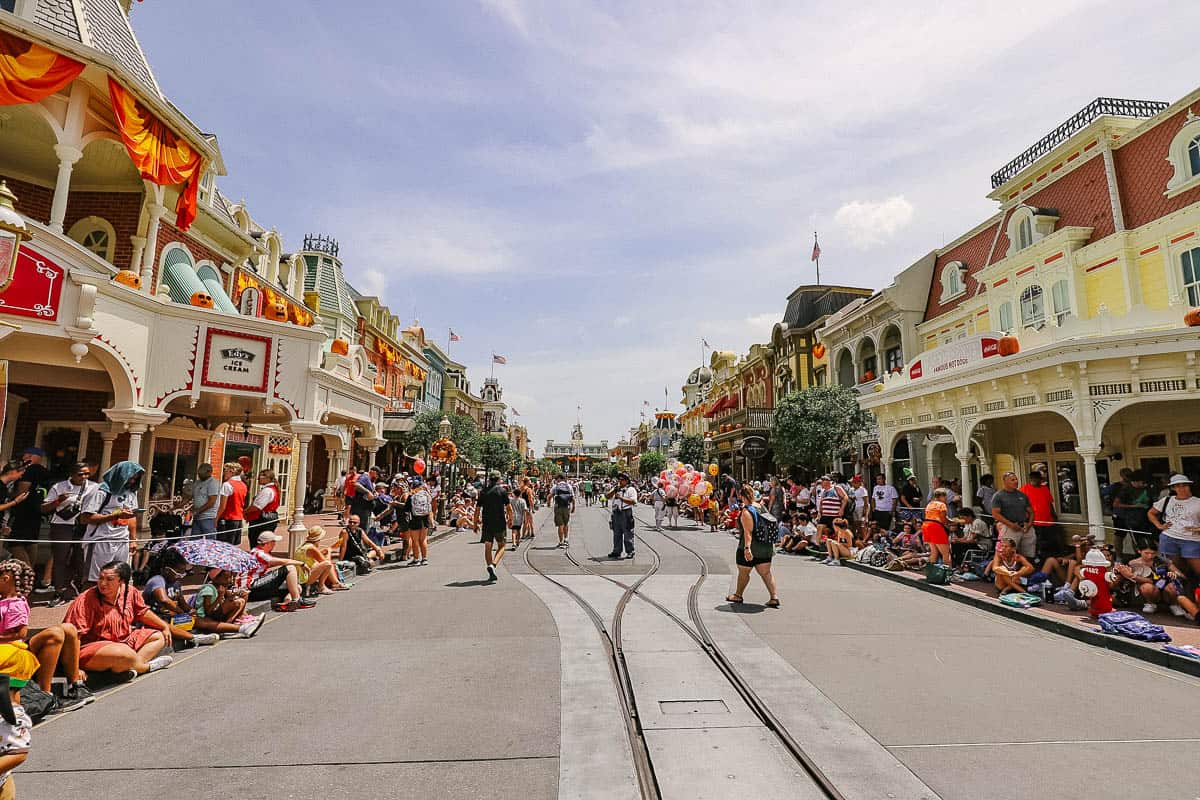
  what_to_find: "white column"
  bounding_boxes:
[1076,445,1106,542]
[366,448,380,470]
[139,196,167,289]
[129,235,147,273]
[288,434,312,554]
[99,429,117,472]
[957,451,973,510]
[126,423,148,465]
[881,458,893,485]
[48,144,83,233]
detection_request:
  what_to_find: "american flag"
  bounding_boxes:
[449,329,460,342]
[811,235,821,262]
[702,338,710,348]
[512,407,521,416]
[492,354,507,364]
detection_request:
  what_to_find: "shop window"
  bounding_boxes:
[1051,280,1072,324]
[1053,440,1076,452]
[1191,136,1200,177]
[1182,246,1200,306]
[1178,431,1200,446]
[150,438,201,500]
[1028,442,1047,454]
[998,302,1013,332]
[1020,285,1045,329]
[884,345,903,372]
[1138,433,1168,448]
[1056,461,1081,515]
[1167,118,1200,196]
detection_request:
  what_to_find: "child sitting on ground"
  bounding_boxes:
[1111,545,1180,614]
[991,538,1035,594]
[142,550,219,649]
[193,570,265,638]
[0,561,38,799]
[886,522,927,570]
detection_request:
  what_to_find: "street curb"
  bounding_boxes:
[842,560,1200,679]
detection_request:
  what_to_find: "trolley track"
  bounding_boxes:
[522,504,844,800]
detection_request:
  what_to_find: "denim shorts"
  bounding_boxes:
[1158,533,1200,559]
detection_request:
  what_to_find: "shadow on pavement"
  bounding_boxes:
[715,603,766,615]
[445,579,495,588]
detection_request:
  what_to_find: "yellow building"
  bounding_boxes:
[862,94,1200,539]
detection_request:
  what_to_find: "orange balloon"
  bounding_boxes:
[413,458,426,475]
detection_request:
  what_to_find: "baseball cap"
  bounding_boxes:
[1168,474,1193,487]
[21,447,44,458]
[488,469,502,480]
[256,531,283,544]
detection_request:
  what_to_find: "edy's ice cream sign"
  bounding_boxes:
[907,333,1000,381]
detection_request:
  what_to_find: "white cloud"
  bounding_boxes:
[358,268,387,298]
[613,315,631,328]
[834,196,916,250]
[479,0,532,39]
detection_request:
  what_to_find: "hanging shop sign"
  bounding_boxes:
[0,246,64,321]
[740,435,768,459]
[906,332,1002,382]
[201,328,271,392]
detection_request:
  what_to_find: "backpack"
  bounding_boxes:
[20,681,55,724]
[411,489,432,517]
[554,486,573,507]
[749,507,780,544]
[998,592,1042,608]
[1098,610,1171,642]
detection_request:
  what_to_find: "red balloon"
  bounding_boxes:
[413,458,426,475]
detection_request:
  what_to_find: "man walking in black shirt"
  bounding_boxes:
[474,470,512,583]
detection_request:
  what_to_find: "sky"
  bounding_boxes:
[131,0,1200,451]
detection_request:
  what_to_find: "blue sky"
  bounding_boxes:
[132,0,1200,450]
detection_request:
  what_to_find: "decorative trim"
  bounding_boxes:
[1170,231,1195,244]
[1044,252,1064,264]
[1085,256,1119,273]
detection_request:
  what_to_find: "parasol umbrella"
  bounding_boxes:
[169,539,260,573]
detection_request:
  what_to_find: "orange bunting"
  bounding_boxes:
[107,77,203,230]
[0,31,84,106]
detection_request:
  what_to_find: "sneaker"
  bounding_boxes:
[407,558,420,566]
[117,669,138,683]
[821,557,833,565]
[1142,603,1159,614]
[145,655,173,673]
[420,559,428,566]
[297,597,317,608]
[1170,604,1187,617]
[486,564,497,582]
[47,596,67,608]
[52,691,90,714]
[239,614,266,639]
[563,539,569,548]
[192,633,219,647]
[68,681,94,704]
[625,552,635,559]
[828,560,842,567]
[607,552,621,559]
[273,600,296,612]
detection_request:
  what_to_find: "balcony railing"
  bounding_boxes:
[990,97,1167,189]
[712,407,773,435]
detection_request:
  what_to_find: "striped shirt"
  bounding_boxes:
[817,488,845,518]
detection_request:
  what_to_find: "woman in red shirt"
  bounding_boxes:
[63,561,173,680]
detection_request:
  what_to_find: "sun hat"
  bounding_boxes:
[1168,474,1193,487]
[305,527,325,543]
[256,531,283,544]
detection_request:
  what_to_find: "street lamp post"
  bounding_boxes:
[435,416,454,524]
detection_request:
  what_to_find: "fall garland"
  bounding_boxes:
[431,438,458,463]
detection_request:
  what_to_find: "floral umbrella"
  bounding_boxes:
[168,539,259,573]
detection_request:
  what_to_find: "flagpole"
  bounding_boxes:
[814,230,821,285]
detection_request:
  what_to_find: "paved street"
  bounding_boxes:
[21,506,1200,799]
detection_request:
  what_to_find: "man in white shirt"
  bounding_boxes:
[849,475,869,524]
[43,461,98,605]
[607,473,637,560]
[869,473,899,531]
[1148,474,1200,581]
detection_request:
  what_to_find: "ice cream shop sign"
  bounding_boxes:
[907,333,1001,382]
[202,329,271,392]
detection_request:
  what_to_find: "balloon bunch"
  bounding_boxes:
[657,460,715,510]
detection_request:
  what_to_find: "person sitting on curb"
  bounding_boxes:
[821,518,855,565]
[141,550,219,649]
[239,532,314,613]
[192,570,265,638]
[991,538,1035,595]
[0,559,92,713]
[332,515,384,575]
[295,526,350,596]
[1112,544,1180,614]
[63,560,173,681]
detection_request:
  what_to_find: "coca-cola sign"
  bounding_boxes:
[907,333,1000,382]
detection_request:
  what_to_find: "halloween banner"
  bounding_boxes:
[0,30,84,106]
[107,77,203,230]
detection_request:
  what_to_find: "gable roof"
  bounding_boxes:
[26,0,161,96]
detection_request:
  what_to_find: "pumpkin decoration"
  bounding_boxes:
[998,333,1020,357]
[113,270,142,290]
[373,382,387,394]
[330,338,350,356]
[812,343,827,360]
[189,291,214,309]
[862,370,875,382]
[1185,308,1200,327]
[263,298,289,322]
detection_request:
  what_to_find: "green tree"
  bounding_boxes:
[638,451,666,477]
[771,385,871,474]
[676,434,706,469]
[479,434,518,474]
[405,411,480,464]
